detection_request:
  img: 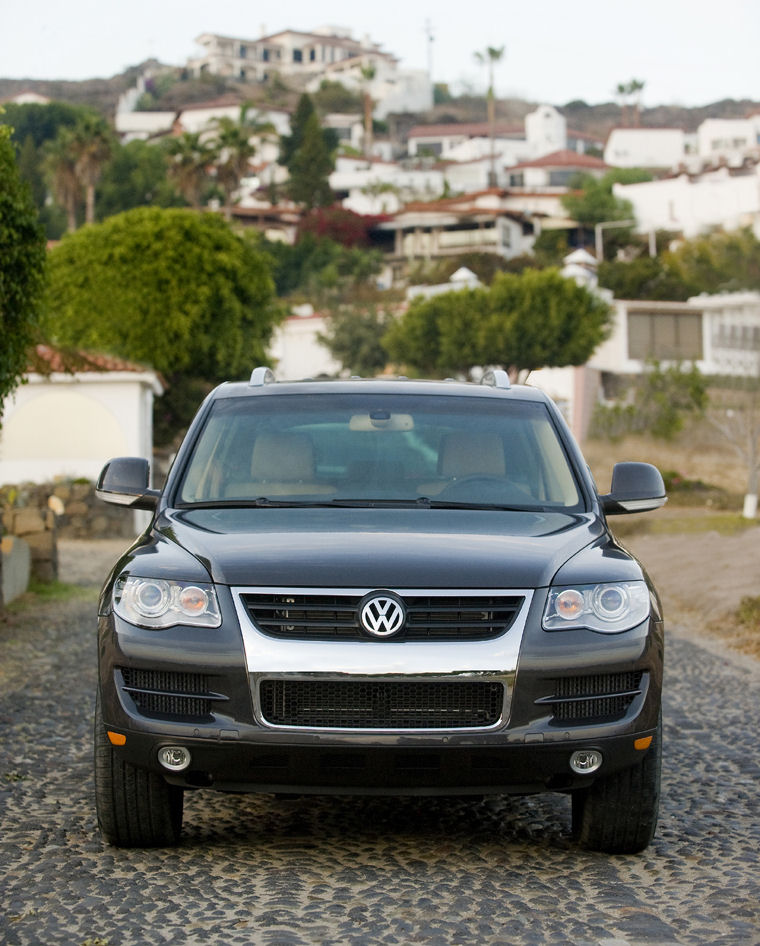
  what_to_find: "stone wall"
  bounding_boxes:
[1,480,135,581]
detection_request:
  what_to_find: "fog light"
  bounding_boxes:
[569,749,603,774]
[158,746,191,772]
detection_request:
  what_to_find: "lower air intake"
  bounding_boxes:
[259,679,504,730]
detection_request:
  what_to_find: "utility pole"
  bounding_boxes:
[425,20,435,82]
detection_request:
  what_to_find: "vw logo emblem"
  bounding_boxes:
[359,592,406,638]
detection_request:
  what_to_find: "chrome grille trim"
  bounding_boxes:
[233,587,532,731]
[239,591,524,641]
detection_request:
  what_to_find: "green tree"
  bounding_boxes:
[1,101,94,236]
[43,126,81,232]
[360,63,376,158]
[311,80,362,115]
[384,288,490,376]
[97,139,183,218]
[596,228,760,300]
[590,362,706,441]
[474,46,505,186]
[68,114,114,224]
[385,270,611,381]
[666,227,760,295]
[43,207,279,384]
[0,122,46,420]
[213,106,274,219]
[279,94,317,171]
[482,268,611,380]
[286,111,335,209]
[598,254,692,301]
[318,305,393,376]
[165,131,215,209]
[562,169,650,229]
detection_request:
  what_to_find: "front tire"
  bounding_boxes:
[94,689,183,847]
[572,715,661,854]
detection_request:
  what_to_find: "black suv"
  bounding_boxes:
[95,368,665,852]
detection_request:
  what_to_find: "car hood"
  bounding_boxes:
[143,507,610,589]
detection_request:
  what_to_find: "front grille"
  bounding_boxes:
[538,671,644,723]
[119,668,225,721]
[241,592,524,641]
[259,679,504,729]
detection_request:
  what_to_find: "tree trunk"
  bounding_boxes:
[743,450,758,519]
[85,185,95,225]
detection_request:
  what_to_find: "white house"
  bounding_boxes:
[115,110,175,142]
[697,117,759,165]
[269,307,341,380]
[603,128,687,169]
[589,291,760,379]
[507,149,607,189]
[308,56,432,119]
[330,156,444,215]
[0,347,163,486]
[189,26,395,82]
[524,105,568,157]
[613,163,760,238]
[377,191,535,261]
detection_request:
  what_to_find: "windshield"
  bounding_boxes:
[175,393,584,511]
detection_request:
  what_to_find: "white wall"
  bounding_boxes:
[0,372,161,485]
[269,314,341,381]
[525,105,567,157]
[604,128,686,169]
[697,118,757,164]
[614,165,760,237]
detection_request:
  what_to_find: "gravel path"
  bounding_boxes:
[1,544,759,945]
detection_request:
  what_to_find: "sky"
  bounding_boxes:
[1,0,758,108]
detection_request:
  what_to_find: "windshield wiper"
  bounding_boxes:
[179,497,540,512]
[326,497,538,511]
[178,498,338,509]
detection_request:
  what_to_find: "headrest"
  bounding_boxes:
[439,431,506,478]
[250,432,316,481]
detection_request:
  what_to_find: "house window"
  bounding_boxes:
[548,169,576,186]
[239,45,247,58]
[262,49,269,62]
[293,48,303,63]
[628,312,703,360]
[310,48,316,61]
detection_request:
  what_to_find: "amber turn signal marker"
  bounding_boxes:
[634,736,653,750]
[107,731,127,746]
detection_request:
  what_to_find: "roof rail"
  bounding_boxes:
[249,366,275,386]
[481,368,511,389]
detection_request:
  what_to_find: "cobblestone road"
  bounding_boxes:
[1,586,759,946]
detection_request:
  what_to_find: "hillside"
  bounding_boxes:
[2,66,758,141]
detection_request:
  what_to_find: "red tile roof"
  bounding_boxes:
[408,122,524,139]
[508,149,607,171]
[28,345,154,376]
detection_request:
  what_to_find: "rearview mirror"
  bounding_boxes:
[601,462,666,515]
[96,457,160,511]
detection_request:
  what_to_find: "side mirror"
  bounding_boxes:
[96,457,160,511]
[601,462,666,515]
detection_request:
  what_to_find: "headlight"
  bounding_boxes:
[543,581,649,633]
[113,577,221,629]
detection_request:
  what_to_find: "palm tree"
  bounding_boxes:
[360,63,377,158]
[43,127,82,232]
[628,79,646,127]
[614,82,629,126]
[165,131,215,209]
[213,106,274,219]
[69,115,114,224]
[474,45,505,187]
